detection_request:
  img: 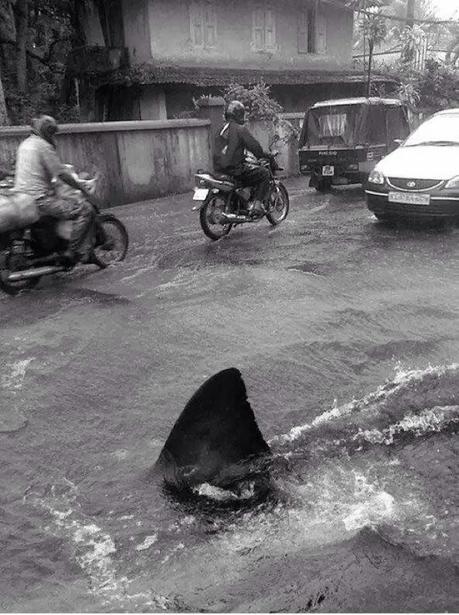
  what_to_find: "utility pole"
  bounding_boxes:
[362,0,367,96]
[406,0,416,29]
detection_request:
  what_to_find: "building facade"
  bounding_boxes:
[76,0,395,120]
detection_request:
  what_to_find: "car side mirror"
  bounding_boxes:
[393,139,403,146]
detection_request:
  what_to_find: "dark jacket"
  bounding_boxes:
[214,120,265,174]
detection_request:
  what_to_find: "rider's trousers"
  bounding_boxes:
[36,194,93,256]
[233,165,270,203]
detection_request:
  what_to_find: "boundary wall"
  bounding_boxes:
[0,115,303,206]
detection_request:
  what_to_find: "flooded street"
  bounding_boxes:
[1,177,458,612]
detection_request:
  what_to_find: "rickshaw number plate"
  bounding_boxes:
[388,192,430,205]
[322,165,334,176]
[193,188,209,201]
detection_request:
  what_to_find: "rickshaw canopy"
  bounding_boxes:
[299,97,409,149]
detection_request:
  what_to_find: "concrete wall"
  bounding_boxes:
[0,114,305,206]
[0,120,211,206]
[123,0,353,70]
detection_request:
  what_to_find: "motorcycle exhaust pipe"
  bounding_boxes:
[221,213,251,223]
[7,265,67,282]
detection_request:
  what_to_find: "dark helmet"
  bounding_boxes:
[225,100,246,124]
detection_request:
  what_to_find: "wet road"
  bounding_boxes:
[1,177,458,612]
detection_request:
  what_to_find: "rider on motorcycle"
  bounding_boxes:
[213,101,271,216]
[14,115,96,262]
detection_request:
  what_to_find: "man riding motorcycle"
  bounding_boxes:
[14,115,96,262]
[213,100,272,216]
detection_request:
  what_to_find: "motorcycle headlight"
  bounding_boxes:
[444,175,459,189]
[368,169,385,185]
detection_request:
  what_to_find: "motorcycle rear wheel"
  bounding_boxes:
[90,214,129,269]
[0,253,40,296]
[266,182,289,226]
[199,195,233,241]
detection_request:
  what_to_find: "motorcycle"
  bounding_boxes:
[0,168,129,295]
[192,153,289,241]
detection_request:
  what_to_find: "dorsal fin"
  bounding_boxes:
[154,368,271,491]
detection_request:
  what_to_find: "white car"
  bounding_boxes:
[365,108,459,223]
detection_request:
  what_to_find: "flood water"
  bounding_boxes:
[1,179,458,612]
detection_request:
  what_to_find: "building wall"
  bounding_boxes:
[121,0,152,63]
[122,0,353,70]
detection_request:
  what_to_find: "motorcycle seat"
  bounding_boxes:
[212,172,232,181]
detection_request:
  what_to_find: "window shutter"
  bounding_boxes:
[190,1,204,47]
[252,7,265,50]
[316,9,327,54]
[204,1,217,47]
[298,8,308,54]
[264,8,276,49]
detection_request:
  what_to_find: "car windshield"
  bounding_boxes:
[305,105,362,146]
[404,114,459,147]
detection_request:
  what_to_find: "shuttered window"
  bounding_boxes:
[298,2,327,55]
[298,3,317,54]
[264,9,276,49]
[252,4,277,51]
[190,0,217,48]
[204,1,217,46]
[298,6,309,54]
[315,9,327,54]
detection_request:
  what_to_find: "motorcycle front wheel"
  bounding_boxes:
[266,182,289,226]
[199,195,233,241]
[90,214,129,269]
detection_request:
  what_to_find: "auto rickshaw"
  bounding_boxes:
[298,97,410,191]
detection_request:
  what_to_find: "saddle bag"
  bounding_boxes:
[0,191,39,232]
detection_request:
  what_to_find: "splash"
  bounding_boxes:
[194,481,257,502]
[354,405,459,446]
[271,363,459,445]
[343,491,396,531]
[1,358,35,391]
[135,534,158,552]
[29,481,179,611]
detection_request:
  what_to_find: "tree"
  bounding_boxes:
[359,3,388,95]
[223,82,283,121]
[0,0,115,123]
[354,0,453,72]
[15,0,29,92]
[0,65,9,124]
[445,23,459,66]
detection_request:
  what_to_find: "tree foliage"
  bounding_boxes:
[0,0,112,125]
[223,82,283,121]
[383,58,459,114]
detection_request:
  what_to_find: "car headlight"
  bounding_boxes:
[368,169,385,185]
[444,175,459,189]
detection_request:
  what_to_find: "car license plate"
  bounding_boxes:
[322,165,334,176]
[388,191,430,205]
[193,188,209,201]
